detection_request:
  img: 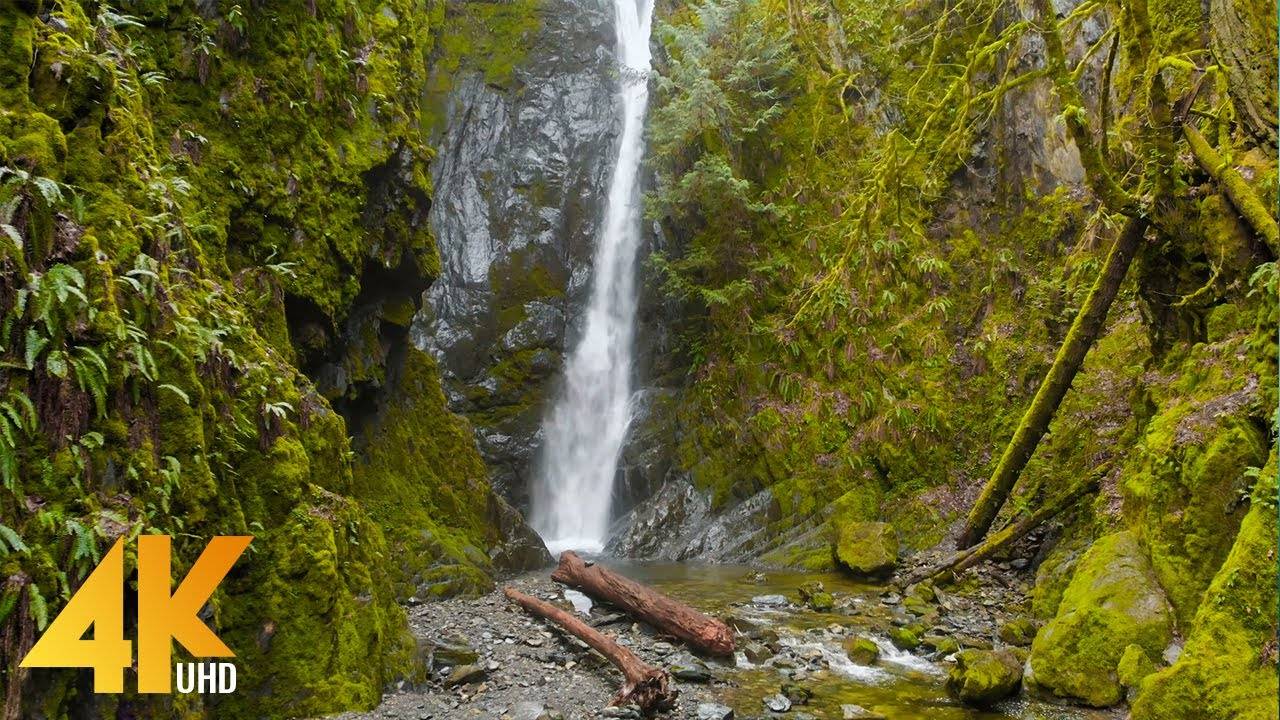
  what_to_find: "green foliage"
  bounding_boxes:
[0,0,525,717]
[647,0,793,308]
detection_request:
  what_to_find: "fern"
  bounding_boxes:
[27,584,47,631]
[0,523,28,554]
[0,390,35,488]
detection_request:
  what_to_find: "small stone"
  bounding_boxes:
[696,702,734,720]
[525,636,544,647]
[742,641,773,664]
[601,705,640,719]
[841,705,888,720]
[443,664,486,687]
[781,682,813,705]
[763,693,792,712]
[510,701,549,720]
[753,594,788,607]
[843,636,880,665]
[997,617,1037,647]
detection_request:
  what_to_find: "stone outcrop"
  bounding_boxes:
[415,0,620,507]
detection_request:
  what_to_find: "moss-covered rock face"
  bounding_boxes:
[1027,532,1174,707]
[833,520,898,577]
[0,2,539,717]
[1129,452,1279,720]
[946,649,1024,707]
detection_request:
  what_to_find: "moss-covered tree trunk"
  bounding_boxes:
[956,217,1148,548]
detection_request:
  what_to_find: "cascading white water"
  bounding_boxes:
[531,0,654,555]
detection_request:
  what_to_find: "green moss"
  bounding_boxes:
[1121,336,1268,626]
[832,518,898,577]
[1027,531,1174,707]
[352,347,498,599]
[1129,452,1279,720]
[946,649,1023,707]
[1116,643,1156,689]
[843,636,880,664]
[0,1,534,717]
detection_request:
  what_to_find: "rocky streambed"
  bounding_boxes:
[328,563,1125,720]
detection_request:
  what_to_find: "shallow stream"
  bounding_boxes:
[600,561,1120,720]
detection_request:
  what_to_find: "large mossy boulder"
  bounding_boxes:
[946,649,1024,707]
[1027,531,1174,707]
[833,520,899,577]
[1129,454,1279,720]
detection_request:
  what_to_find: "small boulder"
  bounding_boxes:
[510,701,552,720]
[843,636,881,665]
[903,595,932,616]
[808,592,835,612]
[781,682,813,705]
[841,704,888,720]
[922,635,961,656]
[797,580,826,601]
[833,521,899,577]
[889,626,921,651]
[742,641,773,664]
[997,617,1037,647]
[946,649,1023,707]
[669,654,713,683]
[753,594,789,607]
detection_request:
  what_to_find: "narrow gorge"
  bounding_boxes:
[0,0,1275,719]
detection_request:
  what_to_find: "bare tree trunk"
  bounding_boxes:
[503,587,675,714]
[956,217,1147,548]
[550,552,735,656]
[916,473,1100,584]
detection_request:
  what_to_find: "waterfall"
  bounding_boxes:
[531,0,654,555]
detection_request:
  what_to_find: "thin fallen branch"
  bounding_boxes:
[919,473,1101,585]
[550,551,735,656]
[503,587,675,714]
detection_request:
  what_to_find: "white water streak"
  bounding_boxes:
[532,0,655,554]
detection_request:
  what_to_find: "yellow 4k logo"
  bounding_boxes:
[20,535,251,693]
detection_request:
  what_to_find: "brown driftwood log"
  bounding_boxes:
[503,587,675,713]
[550,551,735,656]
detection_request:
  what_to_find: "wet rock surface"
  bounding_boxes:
[416,0,620,507]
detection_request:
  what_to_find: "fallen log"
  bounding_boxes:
[916,473,1101,585]
[503,587,675,714]
[550,551,735,656]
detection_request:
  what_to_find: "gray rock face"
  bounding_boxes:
[415,0,621,507]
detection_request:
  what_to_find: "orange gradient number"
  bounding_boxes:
[20,535,251,693]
